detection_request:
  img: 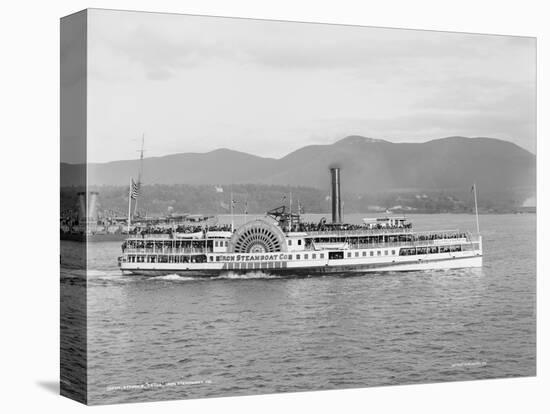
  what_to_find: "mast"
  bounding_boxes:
[473,182,480,234]
[127,177,132,234]
[289,190,293,232]
[230,187,234,233]
[133,134,145,217]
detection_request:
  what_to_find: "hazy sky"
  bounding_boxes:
[86,9,536,163]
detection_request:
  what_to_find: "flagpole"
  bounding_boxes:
[289,191,293,232]
[473,182,480,234]
[133,133,145,217]
[127,177,132,234]
[230,188,234,233]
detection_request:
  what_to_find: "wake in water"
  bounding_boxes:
[147,274,198,282]
[214,271,282,280]
[67,267,484,284]
[67,269,137,284]
[86,269,129,282]
[62,268,122,281]
[145,271,283,282]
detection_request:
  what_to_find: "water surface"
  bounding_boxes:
[61,214,536,404]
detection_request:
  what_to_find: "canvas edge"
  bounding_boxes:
[60,8,88,405]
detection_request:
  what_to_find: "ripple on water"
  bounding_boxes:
[76,214,536,404]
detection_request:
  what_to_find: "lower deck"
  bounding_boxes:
[119,244,482,276]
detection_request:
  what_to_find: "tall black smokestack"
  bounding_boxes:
[330,167,342,224]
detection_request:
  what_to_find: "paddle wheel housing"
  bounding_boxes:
[228,220,287,253]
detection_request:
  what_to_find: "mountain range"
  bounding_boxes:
[61,136,536,197]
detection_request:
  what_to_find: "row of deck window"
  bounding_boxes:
[310,233,468,244]
[284,253,325,260]
[125,240,207,249]
[125,255,207,263]
[214,252,327,261]
[348,249,396,258]
[126,243,476,264]
[287,239,303,246]
[399,245,464,256]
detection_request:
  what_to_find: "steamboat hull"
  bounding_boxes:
[120,252,482,277]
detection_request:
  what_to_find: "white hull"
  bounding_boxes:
[120,250,482,276]
[354,255,482,272]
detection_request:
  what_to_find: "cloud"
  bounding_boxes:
[90,11,534,77]
[86,9,536,161]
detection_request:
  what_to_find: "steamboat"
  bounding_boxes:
[118,168,482,276]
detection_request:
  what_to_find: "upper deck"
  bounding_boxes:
[124,221,468,241]
[122,204,479,257]
[121,225,479,256]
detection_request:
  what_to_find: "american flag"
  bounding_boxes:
[130,178,140,199]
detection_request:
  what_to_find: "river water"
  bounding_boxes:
[61,213,536,404]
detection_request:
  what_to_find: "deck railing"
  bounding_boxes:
[123,247,213,254]
[127,228,467,241]
[304,228,463,237]
[340,238,476,250]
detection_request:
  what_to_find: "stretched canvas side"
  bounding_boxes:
[60,9,88,404]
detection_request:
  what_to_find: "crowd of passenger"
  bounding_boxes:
[174,224,233,233]
[130,223,234,236]
[127,221,464,240]
[289,221,413,233]
[130,226,169,235]
[415,232,468,241]
[366,222,413,230]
